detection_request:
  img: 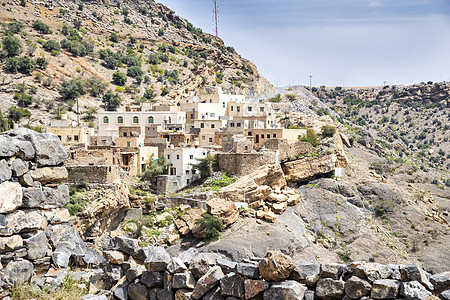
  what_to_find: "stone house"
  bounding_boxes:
[245,128,307,148]
[46,121,94,145]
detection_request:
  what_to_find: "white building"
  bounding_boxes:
[98,111,186,137]
[157,147,208,192]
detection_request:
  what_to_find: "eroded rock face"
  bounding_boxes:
[0,181,22,214]
[206,198,238,227]
[282,154,336,183]
[259,250,296,281]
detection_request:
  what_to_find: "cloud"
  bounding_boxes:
[369,1,383,7]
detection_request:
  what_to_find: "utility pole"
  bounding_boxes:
[213,0,219,37]
[309,75,313,89]
[77,98,79,126]
[383,81,387,87]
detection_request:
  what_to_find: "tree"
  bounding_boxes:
[127,66,143,78]
[35,57,48,69]
[142,88,155,101]
[110,32,119,43]
[43,40,61,52]
[2,35,22,57]
[82,106,98,122]
[139,155,168,184]
[160,86,169,96]
[192,154,218,178]
[8,21,23,34]
[58,78,85,100]
[195,213,224,241]
[103,90,121,111]
[112,71,127,86]
[17,56,35,74]
[8,106,30,123]
[300,129,320,147]
[85,76,107,96]
[321,125,336,138]
[32,20,51,34]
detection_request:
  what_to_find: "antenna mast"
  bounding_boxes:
[213,0,219,37]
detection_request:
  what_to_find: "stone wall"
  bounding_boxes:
[83,240,450,300]
[67,165,122,184]
[0,129,104,296]
[263,139,315,162]
[217,150,279,176]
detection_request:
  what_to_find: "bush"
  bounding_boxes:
[2,35,22,57]
[127,66,144,78]
[43,39,61,52]
[142,88,155,101]
[8,21,23,34]
[321,125,336,138]
[139,155,168,183]
[32,20,51,34]
[192,154,218,178]
[300,129,320,147]
[8,106,30,123]
[110,32,119,43]
[195,213,224,241]
[58,78,85,100]
[85,77,107,96]
[17,56,35,74]
[60,39,94,57]
[112,71,127,86]
[35,57,48,69]
[5,57,19,72]
[103,90,121,111]
[268,94,281,103]
[102,56,118,69]
[160,86,169,96]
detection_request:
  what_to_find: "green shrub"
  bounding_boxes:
[103,90,121,111]
[286,94,296,101]
[192,154,218,178]
[110,32,119,43]
[58,78,86,100]
[160,86,169,96]
[5,57,19,72]
[139,155,168,183]
[112,71,127,86]
[2,35,22,57]
[195,213,224,241]
[127,66,143,78]
[35,57,48,69]
[17,56,35,74]
[268,94,281,103]
[321,125,336,138]
[32,20,51,34]
[8,106,30,123]
[300,129,320,147]
[8,21,23,34]
[43,39,61,52]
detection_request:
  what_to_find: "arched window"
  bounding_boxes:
[132,116,139,124]
[117,116,123,124]
[103,116,109,124]
[148,116,154,124]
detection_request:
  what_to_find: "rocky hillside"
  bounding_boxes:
[0,0,274,128]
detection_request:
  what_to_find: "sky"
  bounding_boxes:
[159,0,450,87]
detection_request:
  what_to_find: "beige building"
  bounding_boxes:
[244,128,307,148]
[46,122,94,145]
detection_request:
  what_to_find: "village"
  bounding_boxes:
[45,87,340,193]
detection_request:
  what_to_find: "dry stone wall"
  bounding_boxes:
[0,129,104,296]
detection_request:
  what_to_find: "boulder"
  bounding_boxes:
[2,259,34,285]
[128,282,148,300]
[400,281,433,300]
[344,276,372,299]
[15,140,35,160]
[263,280,307,300]
[173,271,196,289]
[126,266,144,282]
[104,250,127,265]
[282,154,336,183]
[175,208,205,237]
[167,257,188,274]
[430,272,450,292]
[267,192,288,203]
[3,128,67,166]
[24,231,47,260]
[110,236,140,256]
[0,234,23,254]
[0,182,22,214]
[217,257,237,274]
[290,261,320,284]
[202,285,223,300]
[19,172,34,187]
[29,167,68,184]
[400,264,433,290]
[321,263,345,280]
[236,262,259,279]
[144,246,171,272]
[244,279,269,300]
[41,208,71,224]
[11,158,28,177]
[207,198,239,227]
[259,250,296,281]
[271,202,288,214]
[42,185,70,209]
[356,263,393,283]
[0,136,17,158]
[0,209,47,236]
[220,273,244,298]
[440,290,450,300]
[192,266,225,299]
[141,271,163,288]
[371,279,401,299]
[0,160,12,183]
[316,278,345,300]
[21,185,45,208]
[189,253,219,278]
[175,290,194,300]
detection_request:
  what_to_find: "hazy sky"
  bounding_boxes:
[159,0,450,87]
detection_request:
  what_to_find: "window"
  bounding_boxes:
[123,132,127,137]
[74,135,79,141]
[190,113,194,119]
[173,182,178,187]
[211,124,215,129]
[261,134,264,139]
[248,132,252,136]
[132,116,139,124]
[201,123,205,128]
[209,138,213,142]
[57,135,61,140]
[260,107,264,112]
[187,179,190,184]
[127,141,131,147]
[168,117,172,123]
[210,113,215,118]
[186,170,190,174]
[117,116,124,124]
[148,116,154,124]
[273,134,277,138]
[103,116,109,124]
[67,136,72,141]
[202,136,205,140]
[237,106,240,112]
[189,155,194,159]
[267,134,270,138]
[223,102,226,108]
[231,106,234,111]
[237,123,241,127]
[167,155,170,159]
[209,98,212,103]
[230,123,235,127]
[176,155,180,159]
[248,107,252,112]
